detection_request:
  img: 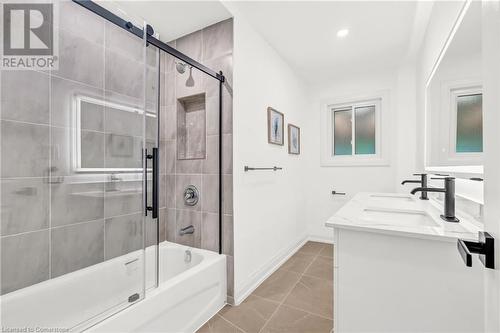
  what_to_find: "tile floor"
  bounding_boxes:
[198,241,333,333]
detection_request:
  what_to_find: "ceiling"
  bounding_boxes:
[99,0,231,42]
[100,1,420,86]
[226,1,418,85]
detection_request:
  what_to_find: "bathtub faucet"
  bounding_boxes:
[185,249,192,263]
[179,225,195,236]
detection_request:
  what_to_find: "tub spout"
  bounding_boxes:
[179,225,195,236]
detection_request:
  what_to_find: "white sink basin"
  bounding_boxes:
[361,208,440,228]
[368,194,414,202]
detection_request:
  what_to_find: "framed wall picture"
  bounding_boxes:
[267,107,284,145]
[288,124,300,154]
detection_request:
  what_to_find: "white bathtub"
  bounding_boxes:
[90,242,227,332]
[1,242,226,332]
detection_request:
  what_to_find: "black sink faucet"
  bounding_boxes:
[410,176,459,223]
[401,173,429,200]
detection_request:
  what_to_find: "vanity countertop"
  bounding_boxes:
[325,192,481,242]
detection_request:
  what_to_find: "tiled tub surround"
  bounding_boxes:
[0,1,162,296]
[160,18,234,297]
[198,241,334,333]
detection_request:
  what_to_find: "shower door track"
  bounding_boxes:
[73,0,225,255]
[72,0,225,83]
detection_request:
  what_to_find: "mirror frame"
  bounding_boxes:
[73,95,156,173]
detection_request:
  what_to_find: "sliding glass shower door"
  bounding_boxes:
[0,0,159,330]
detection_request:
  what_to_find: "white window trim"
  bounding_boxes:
[430,80,483,167]
[320,91,390,167]
[448,84,483,160]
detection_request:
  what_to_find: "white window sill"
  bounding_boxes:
[321,156,389,167]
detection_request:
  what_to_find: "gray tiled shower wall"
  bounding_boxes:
[0,1,161,295]
[160,18,234,297]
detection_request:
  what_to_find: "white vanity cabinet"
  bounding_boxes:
[327,193,484,333]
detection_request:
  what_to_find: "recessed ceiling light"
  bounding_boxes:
[337,29,349,38]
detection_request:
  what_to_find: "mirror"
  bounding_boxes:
[74,96,156,172]
[425,1,482,174]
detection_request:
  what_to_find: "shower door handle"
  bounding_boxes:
[151,147,159,219]
[145,148,159,219]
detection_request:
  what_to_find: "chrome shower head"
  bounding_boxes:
[175,61,187,74]
[175,61,195,87]
[186,67,195,87]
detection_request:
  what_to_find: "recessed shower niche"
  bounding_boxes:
[177,93,206,160]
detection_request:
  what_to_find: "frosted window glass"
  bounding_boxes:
[456,94,482,153]
[355,105,376,154]
[333,109,352,155]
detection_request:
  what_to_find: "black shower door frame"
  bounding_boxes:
[72,0,225,255]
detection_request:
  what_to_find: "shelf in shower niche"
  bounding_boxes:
[177,93,206,160]
[71,189,139,198]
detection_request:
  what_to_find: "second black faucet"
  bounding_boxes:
[410,177,459,223]
[401,173,429,200]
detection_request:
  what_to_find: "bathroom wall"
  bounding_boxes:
[225,7,311,304]
[159,19,234,296]
[304,67,418,240]
[0,1,158,295]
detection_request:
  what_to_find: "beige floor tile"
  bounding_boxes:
[261,305,333,333]
[219,295,279,333]
[298,241,324,255]
[253,268,301,302]
[318,243,333,258]
[304,255,333,281]
[281,252,316,274]
[284,275,333,319]
[197,314,244,333]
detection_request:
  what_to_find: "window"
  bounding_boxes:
[455,92,482,153]
[333,109,352,155]
[332,101,377,156]
[321,94,388,167]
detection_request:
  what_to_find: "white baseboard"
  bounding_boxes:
[308,235,335,244]
[233,235,308,305]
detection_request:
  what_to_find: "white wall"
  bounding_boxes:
[225,6,311,304]
[304,67,418,240]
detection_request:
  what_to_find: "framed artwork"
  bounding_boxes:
[267,107,284,145]
[288,124,300,154]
